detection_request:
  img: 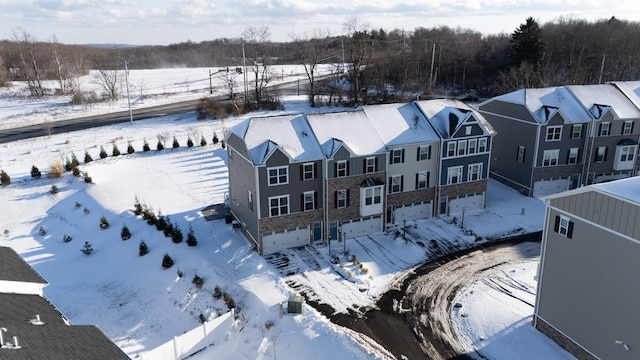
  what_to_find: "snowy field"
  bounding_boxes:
[0,70,576,359]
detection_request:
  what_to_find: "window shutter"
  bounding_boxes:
[604,147,608,161]
[346,189,350,206]
[554,216,560,233]
[313,192,318,210]
[388,177,392,193]
[300,194,304,211]
[300,164,304,181]
[363,159,367,172]
[427,172,430,187]
[400,175,404,192]
[333,162,337,177]
[346,161,350,176]
[401,149,405,163]
[334,191,338,208]
[314,163,318,179]
[415,173,419,189]
[567,221,574,239]
[428,145,432,159]
[417,147,421,161]
[375,157,379,172]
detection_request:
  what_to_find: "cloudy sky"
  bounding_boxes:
[0,0,638,45]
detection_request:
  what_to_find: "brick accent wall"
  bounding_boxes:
[259,209,323,236]
[387,188,435,208]
[326,172,386,222]
[535,317,598,360]
[439,179,487,199]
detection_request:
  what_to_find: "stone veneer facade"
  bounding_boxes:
[535,318,598,360]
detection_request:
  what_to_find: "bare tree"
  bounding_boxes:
[292,29,330,107]
[48,35,73,94]
[222,70,240,113]
[342,16,374,104]
[92,53,120,101]
[242,26,273,108]
[12,29,46,97]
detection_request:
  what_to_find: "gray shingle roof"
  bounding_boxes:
[0,246,47,284]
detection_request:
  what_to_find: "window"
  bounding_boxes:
[546,126,562,141]
[457,140,467,156]
[248,191,253,211]
[268,166,288,185]
[302,191,315,211]
[447,142,456,157]
[269,195,289,216]
[468,139,477,154]
[517,146,525,163]
[599,122,610,136]
[465,126,472,135]
[620,146,636,162]
[365,157,377,173]
[554,215,574,238]
[390,149,405,164]
[302,163,314,180]
[623,121,634,135]
[336,189,348,208]
[468,163,482,181]
[543,150,559,166]
[336,160,348,177]
[417,145,431,160]
[595,146,607,162]
[568,148,579,164]
[447,166,463,184]
[389,175,403,193]
[478,138,487,153]
[364,187,382,206]
[416,171,429,189]
[571,124,582,139]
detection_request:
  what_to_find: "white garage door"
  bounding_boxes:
[449,193,484,214]
[394,202,432,222]
[342,216,383,239]
[533,178,569,197]
[262,227,309,255]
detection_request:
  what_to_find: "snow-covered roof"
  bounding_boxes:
[545,176,640,206]
[231,114,324,165]
[306,110,386,156]
[415,99,494,138]
[567,84,640,120]
[611,80,640,113]
[363,102,440,145]
[494,87,593,124]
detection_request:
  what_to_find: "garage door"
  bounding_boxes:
[342,216,382,239]
[533,178,569,197]
[262,227,310,255]
[449,193,484,214]
[394,202,432,222]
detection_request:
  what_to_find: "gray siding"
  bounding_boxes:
[227,143,259,241]
[479,100,538,124]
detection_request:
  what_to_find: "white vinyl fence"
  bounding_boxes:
[139,309,235,360]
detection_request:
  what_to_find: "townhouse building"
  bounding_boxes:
[478,83,640,197]
[536,176,640,360]
[226,100,494,255]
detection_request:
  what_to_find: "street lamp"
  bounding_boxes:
[124,61,133,124]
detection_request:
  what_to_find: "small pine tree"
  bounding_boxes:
[139,240,149,256]
[81,241,94,256]
[84,151,93,163]
[143,140,150,152]
[38,226,46,236]
[133,196,143,216]
[64,157,73,172]
[192,274,204,288]
[99,215,110,229]
[223,292,235,309]
[72,167,81,177]
[99,146,108,159]
[200,135,207,146]
[172,136,180,148]
[63,233,72,242]
[83,172,93,184]
[221,140,226,149]
[127,142,135,154]
[187,137,194,147]
[161,253,174,269]
[163,220,174,238]
[186,226,197,247]
[112,144,121,156]
[50,185,59,194]
[70,153,80,169]
[31,165,41,179]
[156,213,167,231]
[121,224,131,240]
[171,225,183,243]
[213,285,222,299]
[0,170,10,186]
[212,132,219,144]
[157,141,164,151]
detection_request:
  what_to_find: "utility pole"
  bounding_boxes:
[242,43,248,104]
[124,61,133,124]
[598,53,606,84]
[208,69,213,94]
[429,44,436,93]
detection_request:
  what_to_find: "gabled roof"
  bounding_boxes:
[0,246,47,285]
[567,84,640,120]
[492,87,593,124]
[229,114,324,165]
[545,176,640,206]
[306,110,386,157]
[415,98,495,138]
[363,102,440,145]
[611,80,640,112]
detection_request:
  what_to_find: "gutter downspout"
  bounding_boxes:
[531,124,541,196]
[533,201,552,327]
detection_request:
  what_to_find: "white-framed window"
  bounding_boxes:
[417,145,431,160]
[268,166,288,185]
[468,139,477,154]
[364,187,382,205]
[546,126,562,141]
[468,163,482,181]
[416,171,429,189]
[303,191,315,211]
[543,149,559,166]
[248,191,253,211]
[447,142,456,157]
[554,215,574,238]
[390,149,405,164]
[336,160,347,177]
[302,163,314,180]
[389,175,403,193]
[457,140,467,156]
[365,157,377,173]
[571,124,582,139]
[447,166,463,184]
[595,146,607,162]
[269,195,289,216]
[336,189,348,208]
[465,126,472,135]
[478,138,487,153]
[517,146,525,163]
[620,145,636,162]
[623,121,634,135]
[568,148,579,164]
[599,122,610,136]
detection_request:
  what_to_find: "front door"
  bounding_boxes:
[313,221,323,242]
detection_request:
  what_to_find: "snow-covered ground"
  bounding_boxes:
[0,70,575,359]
